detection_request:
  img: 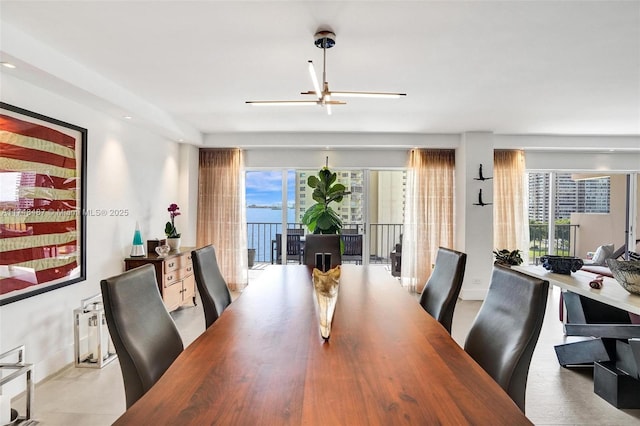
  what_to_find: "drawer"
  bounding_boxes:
[163,253,192,274]
[164,257,181,273]
[183,263,194,277]
[164,266,194,287]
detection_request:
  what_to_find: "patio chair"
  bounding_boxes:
[272,233,303,264]
[342,234,363,264]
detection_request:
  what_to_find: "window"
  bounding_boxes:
[527,172,614,261]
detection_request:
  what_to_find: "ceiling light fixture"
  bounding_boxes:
[246,29,406,114]
[1,62,16,69]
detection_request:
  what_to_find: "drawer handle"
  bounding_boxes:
[186,266,193,272]
[168,262,175,268]
[167,275,174,282]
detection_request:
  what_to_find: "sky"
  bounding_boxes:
[245,171,296,206]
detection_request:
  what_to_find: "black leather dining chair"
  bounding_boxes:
[303,234,342,269]
[191,245,232,328]
[100,264,184,409]
[418,247,467,334]
[463,265,549,412]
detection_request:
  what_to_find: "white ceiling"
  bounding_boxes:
[1,1,639,143]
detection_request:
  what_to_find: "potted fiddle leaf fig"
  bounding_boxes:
[301,167,351,234]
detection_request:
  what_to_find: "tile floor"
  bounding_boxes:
[12,266,640,425]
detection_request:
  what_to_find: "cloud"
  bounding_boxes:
[245,171,300,205]
[246,171,282,192]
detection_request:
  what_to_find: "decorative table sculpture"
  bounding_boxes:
[312,266,341,340]
[607,259,640,295]
[540,255,584,275]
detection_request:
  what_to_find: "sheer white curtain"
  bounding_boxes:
[401,149,455,293]
[493,150,530,263]
[197,149,248,291]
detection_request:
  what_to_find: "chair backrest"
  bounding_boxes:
[191,245,232,328]
[286,234,302,256]
[341,234,364,264]
[463,265,549,412]
[303,234,342,268]
[342,234,363,256]
[100,264,184,408]
[274,233,302,264]
[287,228,305,235]
[274,233,283,261]
[418,247,467,334]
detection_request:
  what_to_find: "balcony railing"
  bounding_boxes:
[246,223,403,264]
[248,222,578,267]
[368,224,403,263]
[528,223,580,263]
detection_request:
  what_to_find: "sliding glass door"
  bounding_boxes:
[246,168,406,267]
[368,170,406,264]
[245,170,296,264]
[526,171,636,264]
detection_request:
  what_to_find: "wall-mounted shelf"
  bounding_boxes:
[473,188,492,206]
[473,164,492,181]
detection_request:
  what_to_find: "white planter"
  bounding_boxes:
[167,237,181,251]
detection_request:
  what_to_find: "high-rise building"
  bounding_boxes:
[528,173,550,222]
[528,172,610,222]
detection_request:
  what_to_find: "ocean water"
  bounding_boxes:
[246,207,296,224]
[246,207,298,262]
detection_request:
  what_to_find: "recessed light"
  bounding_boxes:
[123,115,132,120]
[1,62,16,69]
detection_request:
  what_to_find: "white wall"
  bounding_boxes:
[0,76,189,396]
[457,133,496,300]
[178,144,200,247]
[205,132,459,152]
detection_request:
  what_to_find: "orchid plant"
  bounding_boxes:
[165,203,181,238]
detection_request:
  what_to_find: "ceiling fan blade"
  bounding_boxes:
[246,100,320,106]
[245,30,406,110]
[328,91,407,99]
[325,95,332,116]
[324,97,348,115]
[307,61,322,100]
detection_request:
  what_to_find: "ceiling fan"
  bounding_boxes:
[246,30,406,115]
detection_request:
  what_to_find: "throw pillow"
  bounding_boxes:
[592,244,614,265]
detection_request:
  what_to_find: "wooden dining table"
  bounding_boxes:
[114,265,531,425]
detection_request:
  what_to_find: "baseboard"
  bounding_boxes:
[459,288,487,300]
